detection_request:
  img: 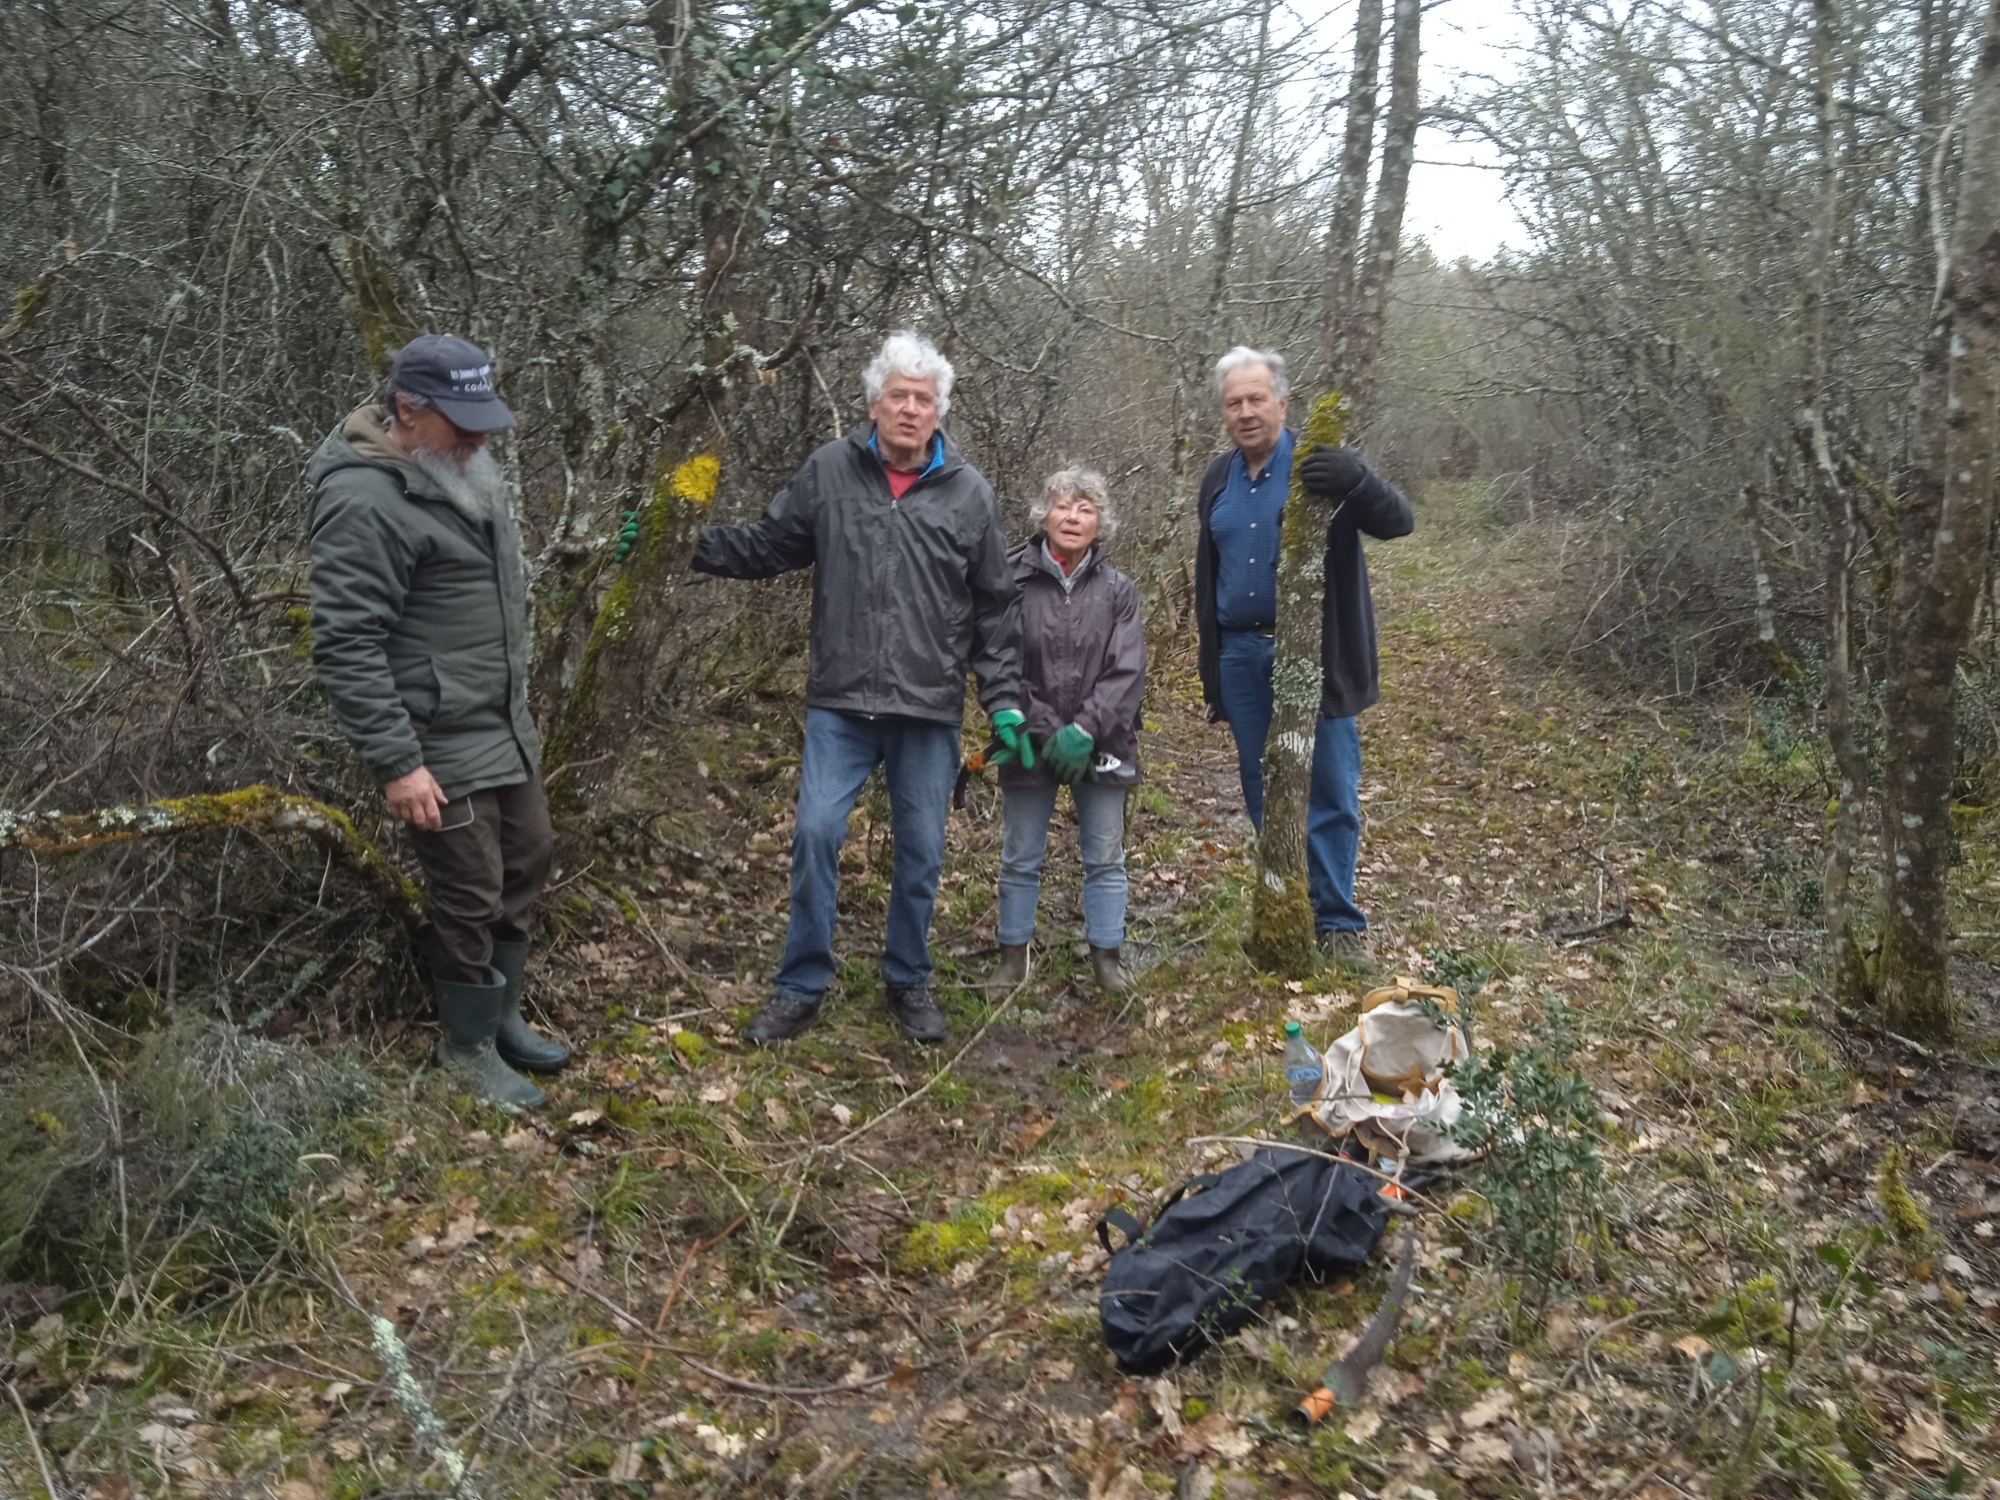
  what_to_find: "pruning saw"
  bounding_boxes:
[952,736,1008,810]
[1293,1224,1416,1427]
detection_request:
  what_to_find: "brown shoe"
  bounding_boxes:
[1089,945,1126,995]
[991,943,1031,989]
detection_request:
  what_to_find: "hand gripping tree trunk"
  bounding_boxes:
[1247,392,1346,977]
[1877,0,2000,1039]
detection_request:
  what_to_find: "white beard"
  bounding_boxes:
[408,441,509,524]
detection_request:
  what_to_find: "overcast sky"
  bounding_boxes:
[1393,0,1533,262]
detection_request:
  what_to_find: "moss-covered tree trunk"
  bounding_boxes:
[1246,393,1346,977]
[543,12,752,794]
[1876,0,2000,1039]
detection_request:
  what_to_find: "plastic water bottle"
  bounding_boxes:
[1283,1022,1324,1109]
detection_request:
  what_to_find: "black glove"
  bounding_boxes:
[1299,444,1368,502]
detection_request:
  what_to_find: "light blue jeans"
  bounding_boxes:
[998,781,1129,950]
[773,709,960,1002]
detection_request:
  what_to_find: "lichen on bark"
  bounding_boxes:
[543,450,720,793]
[0,785,424,928]
[1247,391,1347,977]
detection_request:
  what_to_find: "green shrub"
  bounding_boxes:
[1449,997,1604,1293]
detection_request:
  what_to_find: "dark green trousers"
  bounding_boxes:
[406,778,554,983]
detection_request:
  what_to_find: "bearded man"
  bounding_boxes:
[307,333,565,1107]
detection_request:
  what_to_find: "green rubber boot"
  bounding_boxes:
[489,938,570,1073]
[434,969,546,1108]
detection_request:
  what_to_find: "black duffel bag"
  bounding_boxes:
[1097,1146,1388,1375]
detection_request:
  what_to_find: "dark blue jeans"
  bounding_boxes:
[1216,629,1367,934]
[773,708,961,1003]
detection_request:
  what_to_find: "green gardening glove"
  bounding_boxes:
[990,709,1033,769]
[615,509,641,562]
[1046,723,1094,783]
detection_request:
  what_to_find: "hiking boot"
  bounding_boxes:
[434,968,546,1108]
[490,937,570,1074]
[991,943,1031,990]
[885,984,948,1044]
[1317,929,1367,959]
[742,992,821,1045]
[1089,945,1127,995]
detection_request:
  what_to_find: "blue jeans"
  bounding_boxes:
[773,709,960,1002]
[997,781,1129,950]
[1216,629,1367,934]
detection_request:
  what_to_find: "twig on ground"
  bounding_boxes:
[1180,1135,1450,1210]
[1603,1386,1731,1500]
[634,1212,750,1381]
[629,899,693,980]
[1555,1308,1669,1389]
[1558,908,1632,944]
[670,1354,905,1397]
[783,981,1026,1168]
[542,752,616,786]
[7,1380,60,1500]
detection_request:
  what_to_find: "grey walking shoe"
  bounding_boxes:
[434,968,546,1108]
[1317,929,1367,959]
[1089,945,1127,995]
[490,937,570,1073]
[991,943,1031,990]
[743,992,822,1044]
[885,984,948,1044]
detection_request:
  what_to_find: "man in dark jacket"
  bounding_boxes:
[692,332,1024,1044]
[308,333,567,1108]
[1193,346,1414,951]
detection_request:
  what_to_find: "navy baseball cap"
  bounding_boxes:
[388,334,517,432]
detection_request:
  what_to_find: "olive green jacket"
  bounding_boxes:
[305,406,540,799]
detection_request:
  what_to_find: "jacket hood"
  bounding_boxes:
[306,404,440,499]
[1009,533,1103,583]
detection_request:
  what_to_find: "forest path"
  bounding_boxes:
[46,493,2000,1499]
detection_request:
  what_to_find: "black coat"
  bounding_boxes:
[1194,439,1413,722]
[692,426,1022,725]
[999,536,1145,787]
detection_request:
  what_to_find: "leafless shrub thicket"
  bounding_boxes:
[1441,0,1971,692]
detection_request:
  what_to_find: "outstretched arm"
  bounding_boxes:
[691,466,817,578]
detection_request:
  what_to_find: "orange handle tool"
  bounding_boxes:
[1294,1387,1338,1426]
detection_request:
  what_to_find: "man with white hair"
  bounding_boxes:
[1194,346,1413,954]
[307,333,567,1108]
[693,332,1024,1044]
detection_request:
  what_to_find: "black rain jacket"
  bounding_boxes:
[1194,437,1413,722]
[691,426,1021,725]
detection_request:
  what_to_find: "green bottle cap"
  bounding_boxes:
[1284,1021,1301,1037]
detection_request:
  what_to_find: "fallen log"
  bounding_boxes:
[0,785,425,930]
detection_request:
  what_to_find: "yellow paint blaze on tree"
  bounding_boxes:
[670,454,722,508]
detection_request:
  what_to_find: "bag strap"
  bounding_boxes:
[1097,1206,1145,1253]
[1097,1167,1238,1252]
